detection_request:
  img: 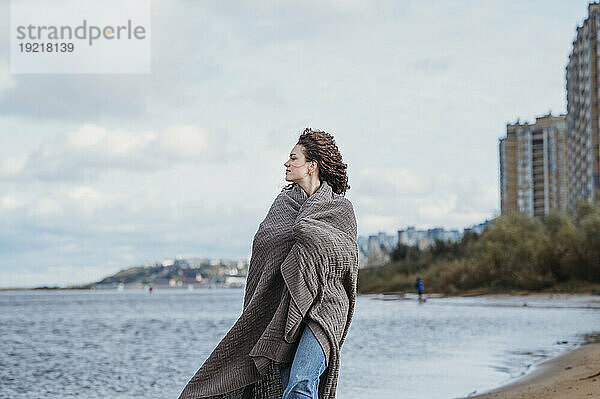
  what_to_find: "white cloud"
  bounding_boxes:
[67,185,114,217]
[0,195,19,210]
[360,214,401,234]
[158,125,208,158]
[68,185,106,202]
[417,194,459,221]
[66,124,108,148]
[353,170,499,234]
[356,167,432,197]
[0,59,17,97]
[2,123,213,182]
[27,197,64,219]
[0,155,27,177]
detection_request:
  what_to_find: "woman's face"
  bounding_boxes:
[284,144,313,182]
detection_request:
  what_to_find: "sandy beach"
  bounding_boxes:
[468,342,600,399]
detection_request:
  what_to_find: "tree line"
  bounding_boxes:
[357,199,600,295]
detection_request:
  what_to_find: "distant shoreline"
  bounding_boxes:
[0,285,239,291]
[2,286,600,297]
[367,287,600,297]
[0,286,93,291]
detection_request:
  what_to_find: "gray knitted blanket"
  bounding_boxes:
[178,180,358,399]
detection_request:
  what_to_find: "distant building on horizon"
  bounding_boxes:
[463,219,493,235]
[357,232,396,268]
[566,2,600,208]
[356,225,464,268]
[398,226,460,248]
[426,227,460,243]
[499,113,568,217]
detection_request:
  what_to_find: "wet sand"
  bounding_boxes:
[468,342,600,399]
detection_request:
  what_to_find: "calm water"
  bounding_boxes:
[1,289,599,399]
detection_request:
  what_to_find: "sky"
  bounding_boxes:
[0,0,594,288]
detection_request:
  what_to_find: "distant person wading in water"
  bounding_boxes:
[415,276,424,300]
[178,128,359,399]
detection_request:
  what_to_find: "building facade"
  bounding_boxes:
[397,226,461,249]
[566,2,600,208]
[499,113,568,216]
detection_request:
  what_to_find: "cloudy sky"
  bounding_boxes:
[0,0,593,287]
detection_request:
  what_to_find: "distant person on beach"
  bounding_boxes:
[415,276,424,300]
[178,128,359,399]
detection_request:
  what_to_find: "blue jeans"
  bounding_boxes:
[280,323,326,399]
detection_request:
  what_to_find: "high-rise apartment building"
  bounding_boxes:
[499,113,568,216]
[566,2,600,208]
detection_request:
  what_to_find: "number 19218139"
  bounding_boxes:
[19,42,74,52]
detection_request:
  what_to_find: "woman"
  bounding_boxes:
[178,128,359,399]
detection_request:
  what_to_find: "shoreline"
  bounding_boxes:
[368,291,600,398]
[463,339,600,399]
[2,286,600,297]
[371,290,600,298]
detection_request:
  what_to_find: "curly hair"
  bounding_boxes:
[283,127,350,195]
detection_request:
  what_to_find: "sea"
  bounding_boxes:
[1,289,599,399]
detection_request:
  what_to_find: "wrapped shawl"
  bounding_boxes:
[178,180,359,399]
